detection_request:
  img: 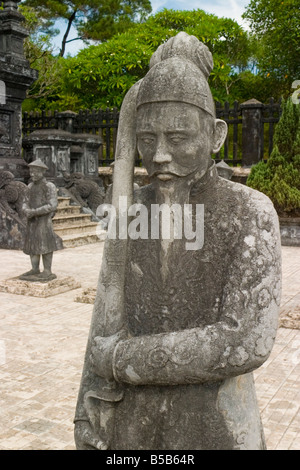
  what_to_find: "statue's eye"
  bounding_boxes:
[168,134,187,144]
[140,136,155,145]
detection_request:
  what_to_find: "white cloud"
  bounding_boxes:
[151,0,251,28]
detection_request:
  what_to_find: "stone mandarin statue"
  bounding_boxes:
[74,33,282,450]
[19,159,61,281]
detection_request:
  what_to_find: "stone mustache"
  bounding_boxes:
[74,32,282,450]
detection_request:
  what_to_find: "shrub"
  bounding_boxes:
[247,98,300,216]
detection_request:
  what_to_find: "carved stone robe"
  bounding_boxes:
[23,178,59,255]
[75,163,282,450]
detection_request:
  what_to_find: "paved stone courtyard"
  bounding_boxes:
[0,242,299,450]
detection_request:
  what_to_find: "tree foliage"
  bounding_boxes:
[21,0,152,56]
[37,9,255,111]
[17,4,63,110]
[247,98,300,215]
[243,0,300,97]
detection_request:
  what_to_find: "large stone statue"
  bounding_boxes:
[19,159,62,282]
[74,33,281,450]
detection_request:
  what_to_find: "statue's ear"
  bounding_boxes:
[212,119,227,154]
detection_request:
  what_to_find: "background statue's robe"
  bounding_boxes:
[75,165,282,450]
[23,178,60,255]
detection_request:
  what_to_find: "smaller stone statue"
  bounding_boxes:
[19,159,62,282]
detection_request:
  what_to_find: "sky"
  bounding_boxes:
[52,0,252,56]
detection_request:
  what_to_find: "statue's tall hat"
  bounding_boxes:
[136,32,216,117]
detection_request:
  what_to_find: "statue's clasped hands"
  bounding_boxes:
[90,330,127,381]
[24,206,36,219]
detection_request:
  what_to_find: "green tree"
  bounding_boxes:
[247,98,300,216]
[21,0,152,57]
[16,4,63,110]
[243,0,300,97]
[47,9,254,111]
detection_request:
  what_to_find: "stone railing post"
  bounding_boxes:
[240,99,264,166]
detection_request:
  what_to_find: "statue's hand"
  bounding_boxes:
[24,207,35,219]
[74,420,108,450]
[90,330,127,381]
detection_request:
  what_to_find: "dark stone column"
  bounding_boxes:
[240,99,264,167]
[0,0,38,180]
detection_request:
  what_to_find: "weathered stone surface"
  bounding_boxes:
[279,293,300,329]
[74,287,97,304]
[61,172,105,215]
[216,160,233,180]
[0,169,28,249]
[52,196,105,248]
[22,129,102,188]
[0,1,38,179]
[0,204,25,249]
[74,32,282,451]
[0,276,81,297]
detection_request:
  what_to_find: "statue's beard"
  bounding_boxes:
[153,164,209,207]
[151,164,209,280]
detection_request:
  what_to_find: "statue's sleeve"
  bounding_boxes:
[31,182,58,216]
[112,193,282,386]
[22,183,32,211]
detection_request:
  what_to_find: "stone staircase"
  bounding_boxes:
[53,197,106,248]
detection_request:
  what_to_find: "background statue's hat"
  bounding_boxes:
[28,159,48,170]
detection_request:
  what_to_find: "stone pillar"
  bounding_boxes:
[0,1,38,180]
[57,110,77,133]
[240,99,264,167]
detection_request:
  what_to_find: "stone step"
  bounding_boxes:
[60,230,107,248]
[53,213,93,227]
[54,221,99,236]
[55,205,82,216]
[55,196,105,247]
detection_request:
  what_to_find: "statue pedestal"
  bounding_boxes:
[0,276,81,297]
[74,286,96,304]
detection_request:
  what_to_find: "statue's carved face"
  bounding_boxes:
[30,167,46,182]
[137,102,214,182]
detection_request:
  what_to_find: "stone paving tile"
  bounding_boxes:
[0,242,299,450]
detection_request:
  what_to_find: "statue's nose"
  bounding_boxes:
[153,141,172,164]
